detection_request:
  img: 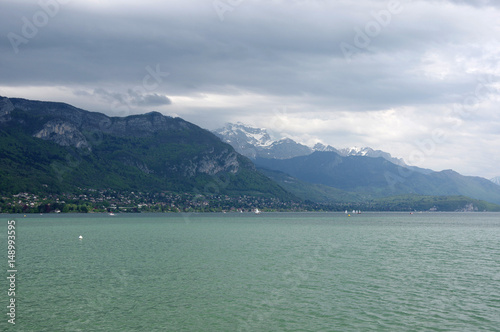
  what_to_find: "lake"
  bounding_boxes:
[2,212,500,331]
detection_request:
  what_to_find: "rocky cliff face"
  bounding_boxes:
[34,120,91,150]
[176,148,240,177]
[0,97,15,120]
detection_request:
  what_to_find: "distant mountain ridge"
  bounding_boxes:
[213,122,313,159]
[254,151,500,205]
[213,122,408,166]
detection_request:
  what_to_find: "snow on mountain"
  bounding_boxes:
[313,143,338,153]
[214,122,273,147]
[336,147,407,166]
[214,123,314,159]
[262,138,313,159]
[490,176,500,186]
[214,123,408,166]
[213,122,277,159]
[337,146,369,156]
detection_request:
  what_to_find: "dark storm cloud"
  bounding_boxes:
[0,0,493,108]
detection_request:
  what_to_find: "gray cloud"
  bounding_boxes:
[74,88,171,109]
[127,91,172,107]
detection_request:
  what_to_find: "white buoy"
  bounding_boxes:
[79,235,83,240]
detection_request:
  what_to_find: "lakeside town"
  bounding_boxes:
[0,189,310,214]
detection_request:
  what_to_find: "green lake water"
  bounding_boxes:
[1,212,500,331]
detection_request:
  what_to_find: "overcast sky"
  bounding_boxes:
[1,0,499,178]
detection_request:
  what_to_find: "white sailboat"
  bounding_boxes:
[254,208,261,214]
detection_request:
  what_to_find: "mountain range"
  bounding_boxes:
[0,96,292,200]
[1,96,500,211]
[255,152,500,205]
[214,122,500,205]
[213,122,410,167]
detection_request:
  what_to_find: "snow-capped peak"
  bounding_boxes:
[214,122,274,147]
[214,123,407,166]
[337,146,373,157]
[336,146,406,166]
[312,143,338,153]
[490,176,500,186]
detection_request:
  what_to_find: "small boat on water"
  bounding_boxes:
[254,208,261,214]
